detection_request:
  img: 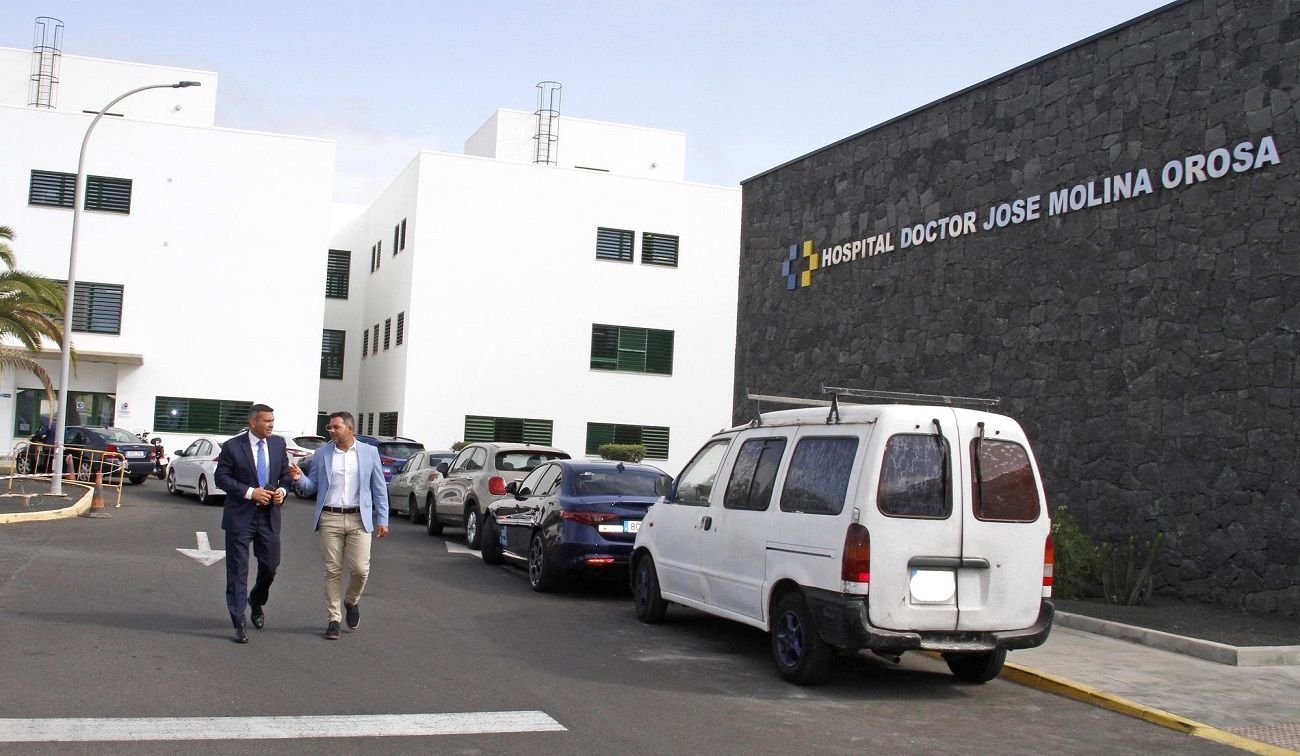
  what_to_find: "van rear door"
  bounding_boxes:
[953,411,1050,632]
[865,407,962,632]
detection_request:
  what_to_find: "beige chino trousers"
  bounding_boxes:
[318,510,373,622]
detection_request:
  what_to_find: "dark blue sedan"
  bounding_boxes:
[480,459,672,591]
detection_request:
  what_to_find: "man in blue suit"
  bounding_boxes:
[215,404,293,644]
[289,410,389,640]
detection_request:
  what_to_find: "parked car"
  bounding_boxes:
[426,442,570,547]
[355,434,424,482]
[387,449,457,523]
[166,436,227,504]
[57,426,156,484]
[481,460,671,591]
[630,403,1054,685]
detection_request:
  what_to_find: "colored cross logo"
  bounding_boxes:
[781,240,818,290]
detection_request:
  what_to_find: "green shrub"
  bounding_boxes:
[1051,506,1101,600]
[450,441,468,451]
[597,443,646,462]
[1100,532,1164,606]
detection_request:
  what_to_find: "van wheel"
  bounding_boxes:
[481,517,501,565]
[632,555,668,624]
[425,495,443,536]
[771,593,831,685]
[464,506,482,549]
[944,649,1006,684]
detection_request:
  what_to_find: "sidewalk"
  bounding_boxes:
[1007,617,1300,754]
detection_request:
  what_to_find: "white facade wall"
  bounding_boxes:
[0,56,335,453]
[465,109,687,182]
[325,137,739,474]
[0,48,218,127]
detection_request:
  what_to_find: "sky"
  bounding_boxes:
[2,1,1175,205]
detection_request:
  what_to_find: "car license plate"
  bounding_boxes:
[125,450,146,458]
[624,520,641,534]
[909,569,955,604]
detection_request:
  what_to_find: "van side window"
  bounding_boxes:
[724,438,786,511]
[972,439,1041,522]
[674,439,731,506]
[779,437,857,515]
[878,434,951,519]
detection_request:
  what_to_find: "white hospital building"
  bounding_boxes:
[0,45,740,475]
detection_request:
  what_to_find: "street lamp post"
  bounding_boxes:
[49,81,201,496]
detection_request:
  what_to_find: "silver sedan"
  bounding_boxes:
[388,449,456,524]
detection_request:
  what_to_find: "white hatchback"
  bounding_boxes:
[631,402,1054,685]
[166,437,227,505]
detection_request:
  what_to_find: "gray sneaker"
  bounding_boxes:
[324,620,341,640]
[344,602,360,630]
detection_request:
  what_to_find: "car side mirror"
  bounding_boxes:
[436,462,449,475]
[174,449,185,457]
[505,480,518,495]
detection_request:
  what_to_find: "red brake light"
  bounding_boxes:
[380,456,399,464]
[488,476,506,496]
[1043,533,1055,591]
[842,523,871,583]
[560,511,620,526]
[104,443,118,454]
[585,556,616,565]
[426,472,442,483]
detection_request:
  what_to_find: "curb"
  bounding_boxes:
[1001,662,1296,755]
[0,482,94,524]
[1055,611,1300,667]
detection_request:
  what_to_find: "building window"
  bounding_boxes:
[590,324,673,375]
[154,396,253,435]
[393,224,400,256]
[396,312,405,346]
[399,218,407,251]
[378,412,398,436]
[383,318,392,350]
[585,422,670,459]
[361,329,369,359]
[325,249,350,299]
[55,280,123,334]
[28,170,132,214]
[367,413,375,434]
[370,244,376,273]
[376,239,382,267]
[320,329,345,379]
[316,412,329,436]
[464,415,554,445]
[641,232,679,267]
[371,324,379,355]
[595,227,634,262]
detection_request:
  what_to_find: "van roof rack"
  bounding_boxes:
[745,387,1001,426]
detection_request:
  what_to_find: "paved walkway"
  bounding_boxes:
[1010,624,1300,753]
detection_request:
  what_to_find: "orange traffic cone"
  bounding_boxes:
[63,453,75,481]
[82,471,111,519]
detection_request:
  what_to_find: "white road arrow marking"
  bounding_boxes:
[444,541,481,558]
[0,711,566,742]
[176,531,225,566]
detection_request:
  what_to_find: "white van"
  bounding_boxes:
[631,401,1054,685]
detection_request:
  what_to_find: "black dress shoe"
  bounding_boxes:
[233,624,249,644]
[250,604,265,629]
[324,620,341,640]
[344,602,360,630]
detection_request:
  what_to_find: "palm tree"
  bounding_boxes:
[0,225,67,404]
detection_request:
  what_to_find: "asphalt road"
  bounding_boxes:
[0,483,1237,755]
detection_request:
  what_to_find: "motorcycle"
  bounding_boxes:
[136,430,170,480]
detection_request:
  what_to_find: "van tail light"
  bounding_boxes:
[842,524,871,583]
[488,476,507,496]
[560,511,620,526]
[1042,533,1055,596]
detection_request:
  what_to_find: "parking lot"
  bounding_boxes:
[0,483,1237,754]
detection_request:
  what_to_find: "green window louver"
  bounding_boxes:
[590,324,673,375]
[585,422,670,459]
[153,396,253,435]
[464,415,554,445]
[596,227,634,262]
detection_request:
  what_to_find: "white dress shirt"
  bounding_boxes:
[325,443,361,509]
[243,433,286,501]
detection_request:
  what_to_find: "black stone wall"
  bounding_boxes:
[735,0,1299,615]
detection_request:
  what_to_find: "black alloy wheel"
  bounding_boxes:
[480,516,501,564]
[770,592,831,685]
[527,533,557,592]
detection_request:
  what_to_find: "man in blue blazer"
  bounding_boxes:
[290,410,389,640]
[214,404,294,643]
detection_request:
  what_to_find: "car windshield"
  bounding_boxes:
[573,468,669,497]
[295,436,327,450]
[101,428,140,443]
[496,450,568,472]
[378,442,423,459]
[429,453,456,466]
